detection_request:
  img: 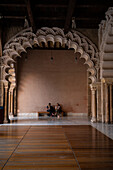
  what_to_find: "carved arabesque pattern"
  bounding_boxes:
[99,7,113,78]
[1,27,99,86]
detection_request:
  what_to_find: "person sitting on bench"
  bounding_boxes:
[47,103,54,116]
[55,103,62,117]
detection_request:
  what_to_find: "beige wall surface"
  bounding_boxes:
[17,49,88,114]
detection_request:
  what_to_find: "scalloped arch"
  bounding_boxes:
[1,27,99,85]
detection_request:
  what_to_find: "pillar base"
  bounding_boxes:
[91,117,97,123]
[9,112,14,118]
[105,120,109,124]
[3,119,9,124]
[102,119,105,123]
[97,118,102,122]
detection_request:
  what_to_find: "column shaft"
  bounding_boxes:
[0,25,3,107]
[8,91,11,114]
[97,83,101,122]
[10,91,13,116]
[105,83,109,123]
[91,86,96,122]
[3,86,8,123]
[14,88,17,116]
[0,67,3,106]
[101,82,105,123]
[110,84,113,123]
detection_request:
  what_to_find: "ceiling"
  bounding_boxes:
[0,0,113,32]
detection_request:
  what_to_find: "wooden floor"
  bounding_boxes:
[0,125,113,170]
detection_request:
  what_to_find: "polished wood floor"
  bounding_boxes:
[0,125,113,170]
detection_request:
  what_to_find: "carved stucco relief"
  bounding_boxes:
[1,27,99,86]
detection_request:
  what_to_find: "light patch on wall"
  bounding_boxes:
[17,50,88,114]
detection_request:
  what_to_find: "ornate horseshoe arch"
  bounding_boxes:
[0,27,99,123]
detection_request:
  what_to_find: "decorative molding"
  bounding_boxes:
[99,7,113,79]
[1,27,99,85]
[101,78,113,84]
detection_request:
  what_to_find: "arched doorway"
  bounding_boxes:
[0,27,99,123]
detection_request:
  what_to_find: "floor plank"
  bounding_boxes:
[0,125,113,169]
[63,125,113,169]
[2,126,79,170]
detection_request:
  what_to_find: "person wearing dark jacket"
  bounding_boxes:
[47,103,54,116]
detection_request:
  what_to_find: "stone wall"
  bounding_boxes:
[17,49,88,114]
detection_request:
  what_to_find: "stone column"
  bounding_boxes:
[8,90,11,115]
[101,80,105,123]
[0,25,3,107]
[87,72,91,117]
[101,78,113,123]
[9,84,15,118]
[105,83,109,123]
[96,82,101,122]
[10,90,14,116]
[110,84,113,123]
[90,84,97,122]
[14,88,17,116]
[8,63,16,117]
[3,81,9,123]
[0,67,4,106]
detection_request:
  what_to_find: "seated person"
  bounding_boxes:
[47,103,55,116]
[55,103,62,117]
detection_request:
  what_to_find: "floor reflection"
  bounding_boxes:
[91,122,113,140]
[1,115,113,140]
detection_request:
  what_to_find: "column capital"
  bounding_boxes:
[4,81,8,89]
[101,78,113,84]
[90,84,97,91]
[93,82,101,88]
[9,83,16,91]
[9,88,14,93]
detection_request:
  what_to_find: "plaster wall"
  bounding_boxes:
[17,49,88,114]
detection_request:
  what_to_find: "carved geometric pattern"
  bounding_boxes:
[1,27,99,85]
[99,7,113,78]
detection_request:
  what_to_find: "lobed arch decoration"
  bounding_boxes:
[1,27,99,123]
[2,27,99,85]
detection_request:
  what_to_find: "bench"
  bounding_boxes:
[37,111,64,117]
[37,111,49,117]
